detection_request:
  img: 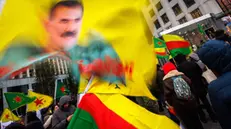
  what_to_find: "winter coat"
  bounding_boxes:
[25,121,44,129]
[163,70,197,109]
[25,112,44,129]
[189,52,206,71]
[197,39,231,129]
[177,61,207,97]
[52,96,75,129]
[197,40,231,75]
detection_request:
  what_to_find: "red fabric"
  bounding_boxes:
[10,66,30,78]
[156,51,168,56]
[168,108,176,116]
[78,56,124,77]
[162,62,176,75]
[166,41,190,50]
[78,93,136,129]
[0,66,12,77]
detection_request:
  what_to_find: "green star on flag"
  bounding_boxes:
[4,92,36,110]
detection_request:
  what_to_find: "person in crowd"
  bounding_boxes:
[189,52,206,72]
[52,95,75,129]
[174,54,217,122]
[43,104,59,129]
[155,65,165,112]
[5,122,26,129]
[215,29,231,44]
[197,34,231,129]
[162,62,204,129]
[25,112,44,129]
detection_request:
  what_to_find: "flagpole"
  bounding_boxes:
[77,75,94,106]
[54,79,57,105]
[15,110,19,117]
[165,47,177,66]
[83,75,94,94]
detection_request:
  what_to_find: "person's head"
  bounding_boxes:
[44,0,83,50]
[58,95,72,111]
[25,112,40,124]
[174,54,186,64]
[5,122,26,129]
[215,29,230,41]
[162,62,177,75]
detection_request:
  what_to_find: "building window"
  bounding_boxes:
[183,0,195,8]
[156,2,163,11]
[154,20,161,29]
[22,71,27,78]
[216,0,231,14]
[29,69,35,77]
[149,9,155,18]
[191,8,202,19]
[166,25,172,29]
[161,13,169,24]
[172,4,182,16]
[179,17,187,24]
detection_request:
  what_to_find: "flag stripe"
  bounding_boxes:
[68,108,98,129]
[78,94,137,129]
[95,94,180,129]
[170,48,192,57]
[163,35,185,42]
[156,54,169,59]
[156,52,168,56]
[166,41,190,50]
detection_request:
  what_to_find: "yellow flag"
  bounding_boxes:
[27,91,53,112]
[95,94,179,129]
[0,108,20,122]
[78,0,156,99]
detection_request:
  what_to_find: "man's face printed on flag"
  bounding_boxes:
[44,2,83,50]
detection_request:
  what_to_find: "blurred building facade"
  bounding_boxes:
[0,56,71,111]
[143,0,223,37]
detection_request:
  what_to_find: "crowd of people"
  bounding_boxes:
[4,29,231,129]
[150,29,231,129]
[3,95,75,129]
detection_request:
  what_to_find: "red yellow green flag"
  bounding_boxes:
[0,108,20,122]
[163,34,192,57]
[153,38,169,59]
[4,92,35,110]
[68,93,179,129]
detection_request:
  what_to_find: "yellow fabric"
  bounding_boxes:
[87,75,155,100]
[162,34,185,42]
[154,48,166,53]
[78,0,156,99]
[1,0,156,99]
[27,91,53,112]
[0,108,20,122]
[0,0,50,53]
[96,94,179,129]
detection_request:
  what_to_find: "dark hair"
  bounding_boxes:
[50,0,83,19]
[174,54,186,64]
[26,112,40,124]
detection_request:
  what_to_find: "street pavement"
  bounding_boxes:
[203,118,222,129]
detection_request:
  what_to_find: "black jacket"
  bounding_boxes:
[52,96,75,129]
[177,61,207,97]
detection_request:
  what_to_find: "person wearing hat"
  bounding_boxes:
[52,95,75,129]
[162,62,204,129]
